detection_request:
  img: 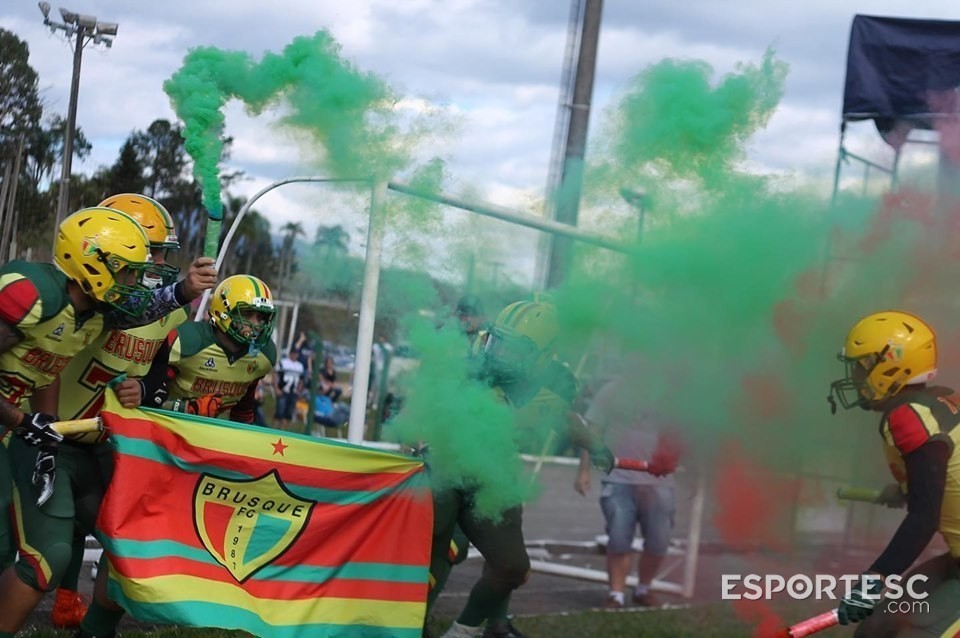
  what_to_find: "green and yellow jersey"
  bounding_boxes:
[57,308,190,442]
[0,262,103,409]
[879,385,960,556]
[144,321,277,423]
[497,359,578,453]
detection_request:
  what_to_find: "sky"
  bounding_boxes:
[2,0,958,277]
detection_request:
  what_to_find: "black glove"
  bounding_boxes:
[33,445,58,507]
[13,412,63,447]
[589,444,615,474]
[838,575,884,625]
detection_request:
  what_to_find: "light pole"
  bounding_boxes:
[37,2,118,231]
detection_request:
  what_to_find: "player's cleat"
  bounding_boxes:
[603,594,625,609]
[52,587,89,628]
[482,619,528,638]
[441,622,483,638]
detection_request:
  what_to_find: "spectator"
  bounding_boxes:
[295,330,316,377]
[575,374,682,609]
[274,349,305,429]
[253,379,269,427]
[320,355,342,403]
[455,294,488,349]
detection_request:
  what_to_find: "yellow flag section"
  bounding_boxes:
[97,394,432,637]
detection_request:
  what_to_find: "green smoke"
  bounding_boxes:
[164,31,396,222]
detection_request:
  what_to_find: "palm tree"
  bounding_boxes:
[276,221,305,295]
[314,224,349,252]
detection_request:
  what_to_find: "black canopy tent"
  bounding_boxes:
[834,14,960,199]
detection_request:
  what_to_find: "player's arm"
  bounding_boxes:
[128,331,176,408]
[30,377,60,416]
[0,318,27,430]
[106,257,217,329]
[870,402,952,576]
[566,411,614,473]
[869,438,949,576]
[229,378,263,424]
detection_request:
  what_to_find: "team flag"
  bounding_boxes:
[96,395,433,637]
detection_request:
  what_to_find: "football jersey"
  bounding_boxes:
[879,385,960,556]
[166,321,277,410]
[58,307,189,441]
[497,359,578,453]
[0,262,103,409]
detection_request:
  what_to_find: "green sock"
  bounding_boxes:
[488,595,510,626]
[59,531,87,591]
[80,600,125,637]
[456,580,509,627]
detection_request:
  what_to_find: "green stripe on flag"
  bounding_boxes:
[109,596,423,638]
[112,435,428,505]
[102,537,428,584]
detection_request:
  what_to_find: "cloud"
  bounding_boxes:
[7,0,958,276]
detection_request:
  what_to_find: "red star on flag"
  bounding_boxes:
[271,438,288,456]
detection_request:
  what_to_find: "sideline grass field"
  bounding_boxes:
[25,601,849,638]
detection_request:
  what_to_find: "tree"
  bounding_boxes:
[314,224,349,252]
[276,221,305,295]
[131,119,187,199]
[0,29,42,152]
[218,195,277,279]
[107,139,147,195]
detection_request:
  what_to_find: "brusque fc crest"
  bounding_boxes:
[193,470,314,582]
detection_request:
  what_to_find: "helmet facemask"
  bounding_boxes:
[828,350,885,413]
[222,301,276,355]
[483,328,543,384]
[141,246,181,290]
[93,251,164,318]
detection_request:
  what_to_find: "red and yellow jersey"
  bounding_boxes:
[0,261,103,409]
[880,386,960,555]
[166,321,276,411]
[57,307,189,441]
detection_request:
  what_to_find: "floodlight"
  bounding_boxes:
[619,187,646,207]
[97,21,118,36]
[37,2,51,19]
[59,7,77,23]
[77,14,97,28]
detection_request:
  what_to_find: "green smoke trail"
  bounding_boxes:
[165,30,527,515]
[164,31,396,256]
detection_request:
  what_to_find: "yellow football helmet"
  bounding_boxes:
[484,298,559,383]
[54,207,155,317]
[828,310,937,412]
[98,194,178,250]
[99,194,180,288]
[209,275,276,351]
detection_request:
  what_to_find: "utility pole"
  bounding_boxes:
[546,0,603,289]
[37,3,118,232]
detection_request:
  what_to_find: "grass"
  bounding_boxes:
[22,602,848,638]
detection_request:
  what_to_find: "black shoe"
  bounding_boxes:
[483,619,527,638]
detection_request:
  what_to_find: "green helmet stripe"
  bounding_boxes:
[502,301,539,330]
[248,276,262,298]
